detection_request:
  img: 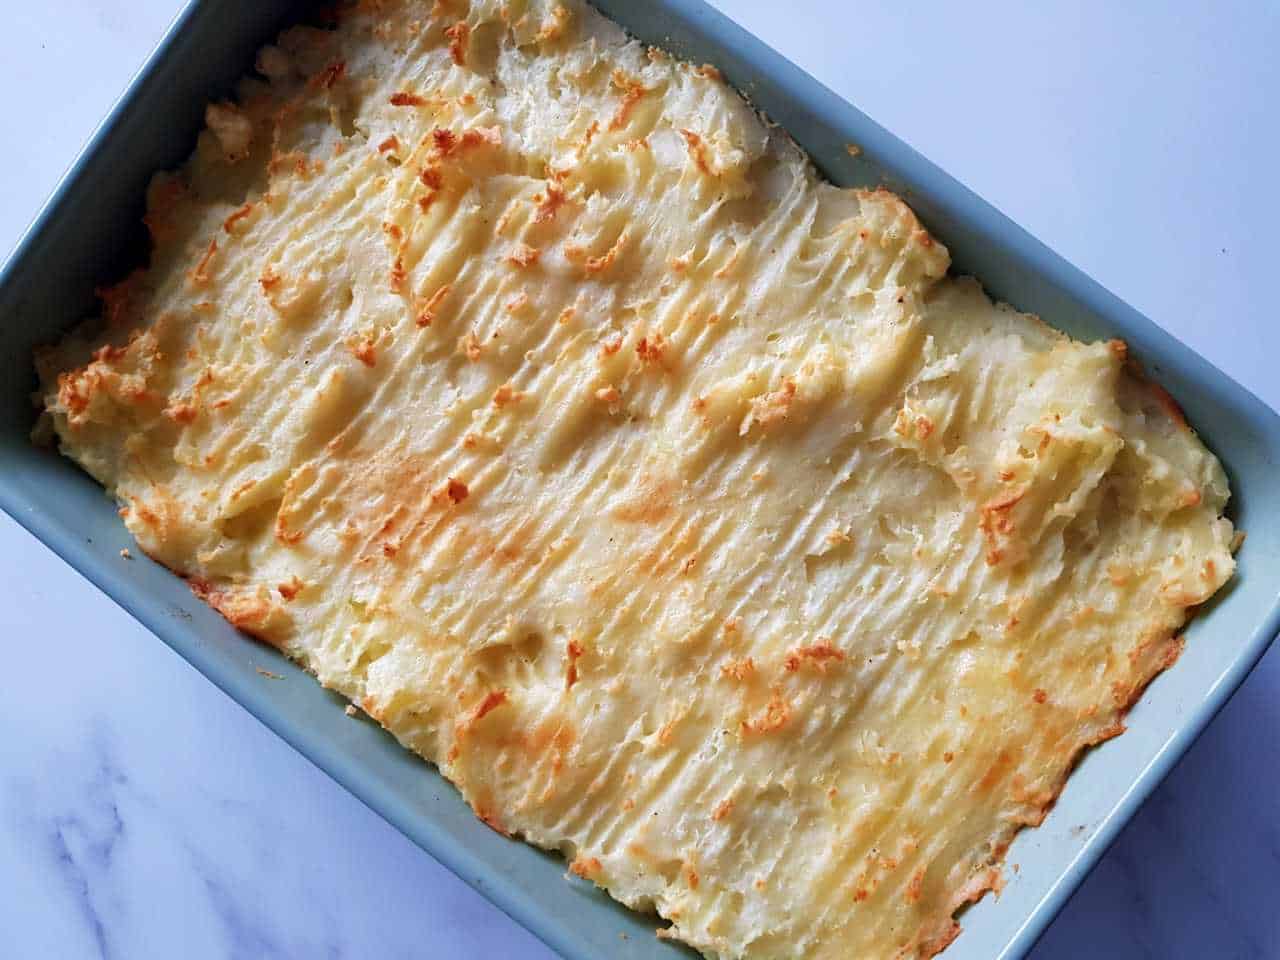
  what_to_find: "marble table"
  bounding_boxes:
[3,2,1277,957]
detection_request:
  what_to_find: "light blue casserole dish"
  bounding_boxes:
[1,2,1277,957]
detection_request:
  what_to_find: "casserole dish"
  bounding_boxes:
[2,2,1277,957]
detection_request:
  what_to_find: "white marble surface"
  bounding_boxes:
[2,2,1277,957]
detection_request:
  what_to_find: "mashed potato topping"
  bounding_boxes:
[36,2,1235,956]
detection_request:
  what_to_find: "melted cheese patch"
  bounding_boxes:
[36,2,1235,957]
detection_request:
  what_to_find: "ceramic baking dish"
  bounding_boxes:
[2,2,1277,957]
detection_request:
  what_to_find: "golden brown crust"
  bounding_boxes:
[35,3,1234,958]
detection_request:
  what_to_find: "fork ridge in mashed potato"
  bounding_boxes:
[35,2,1235,957]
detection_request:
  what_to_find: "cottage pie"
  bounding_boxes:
[35,2,1235,956]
